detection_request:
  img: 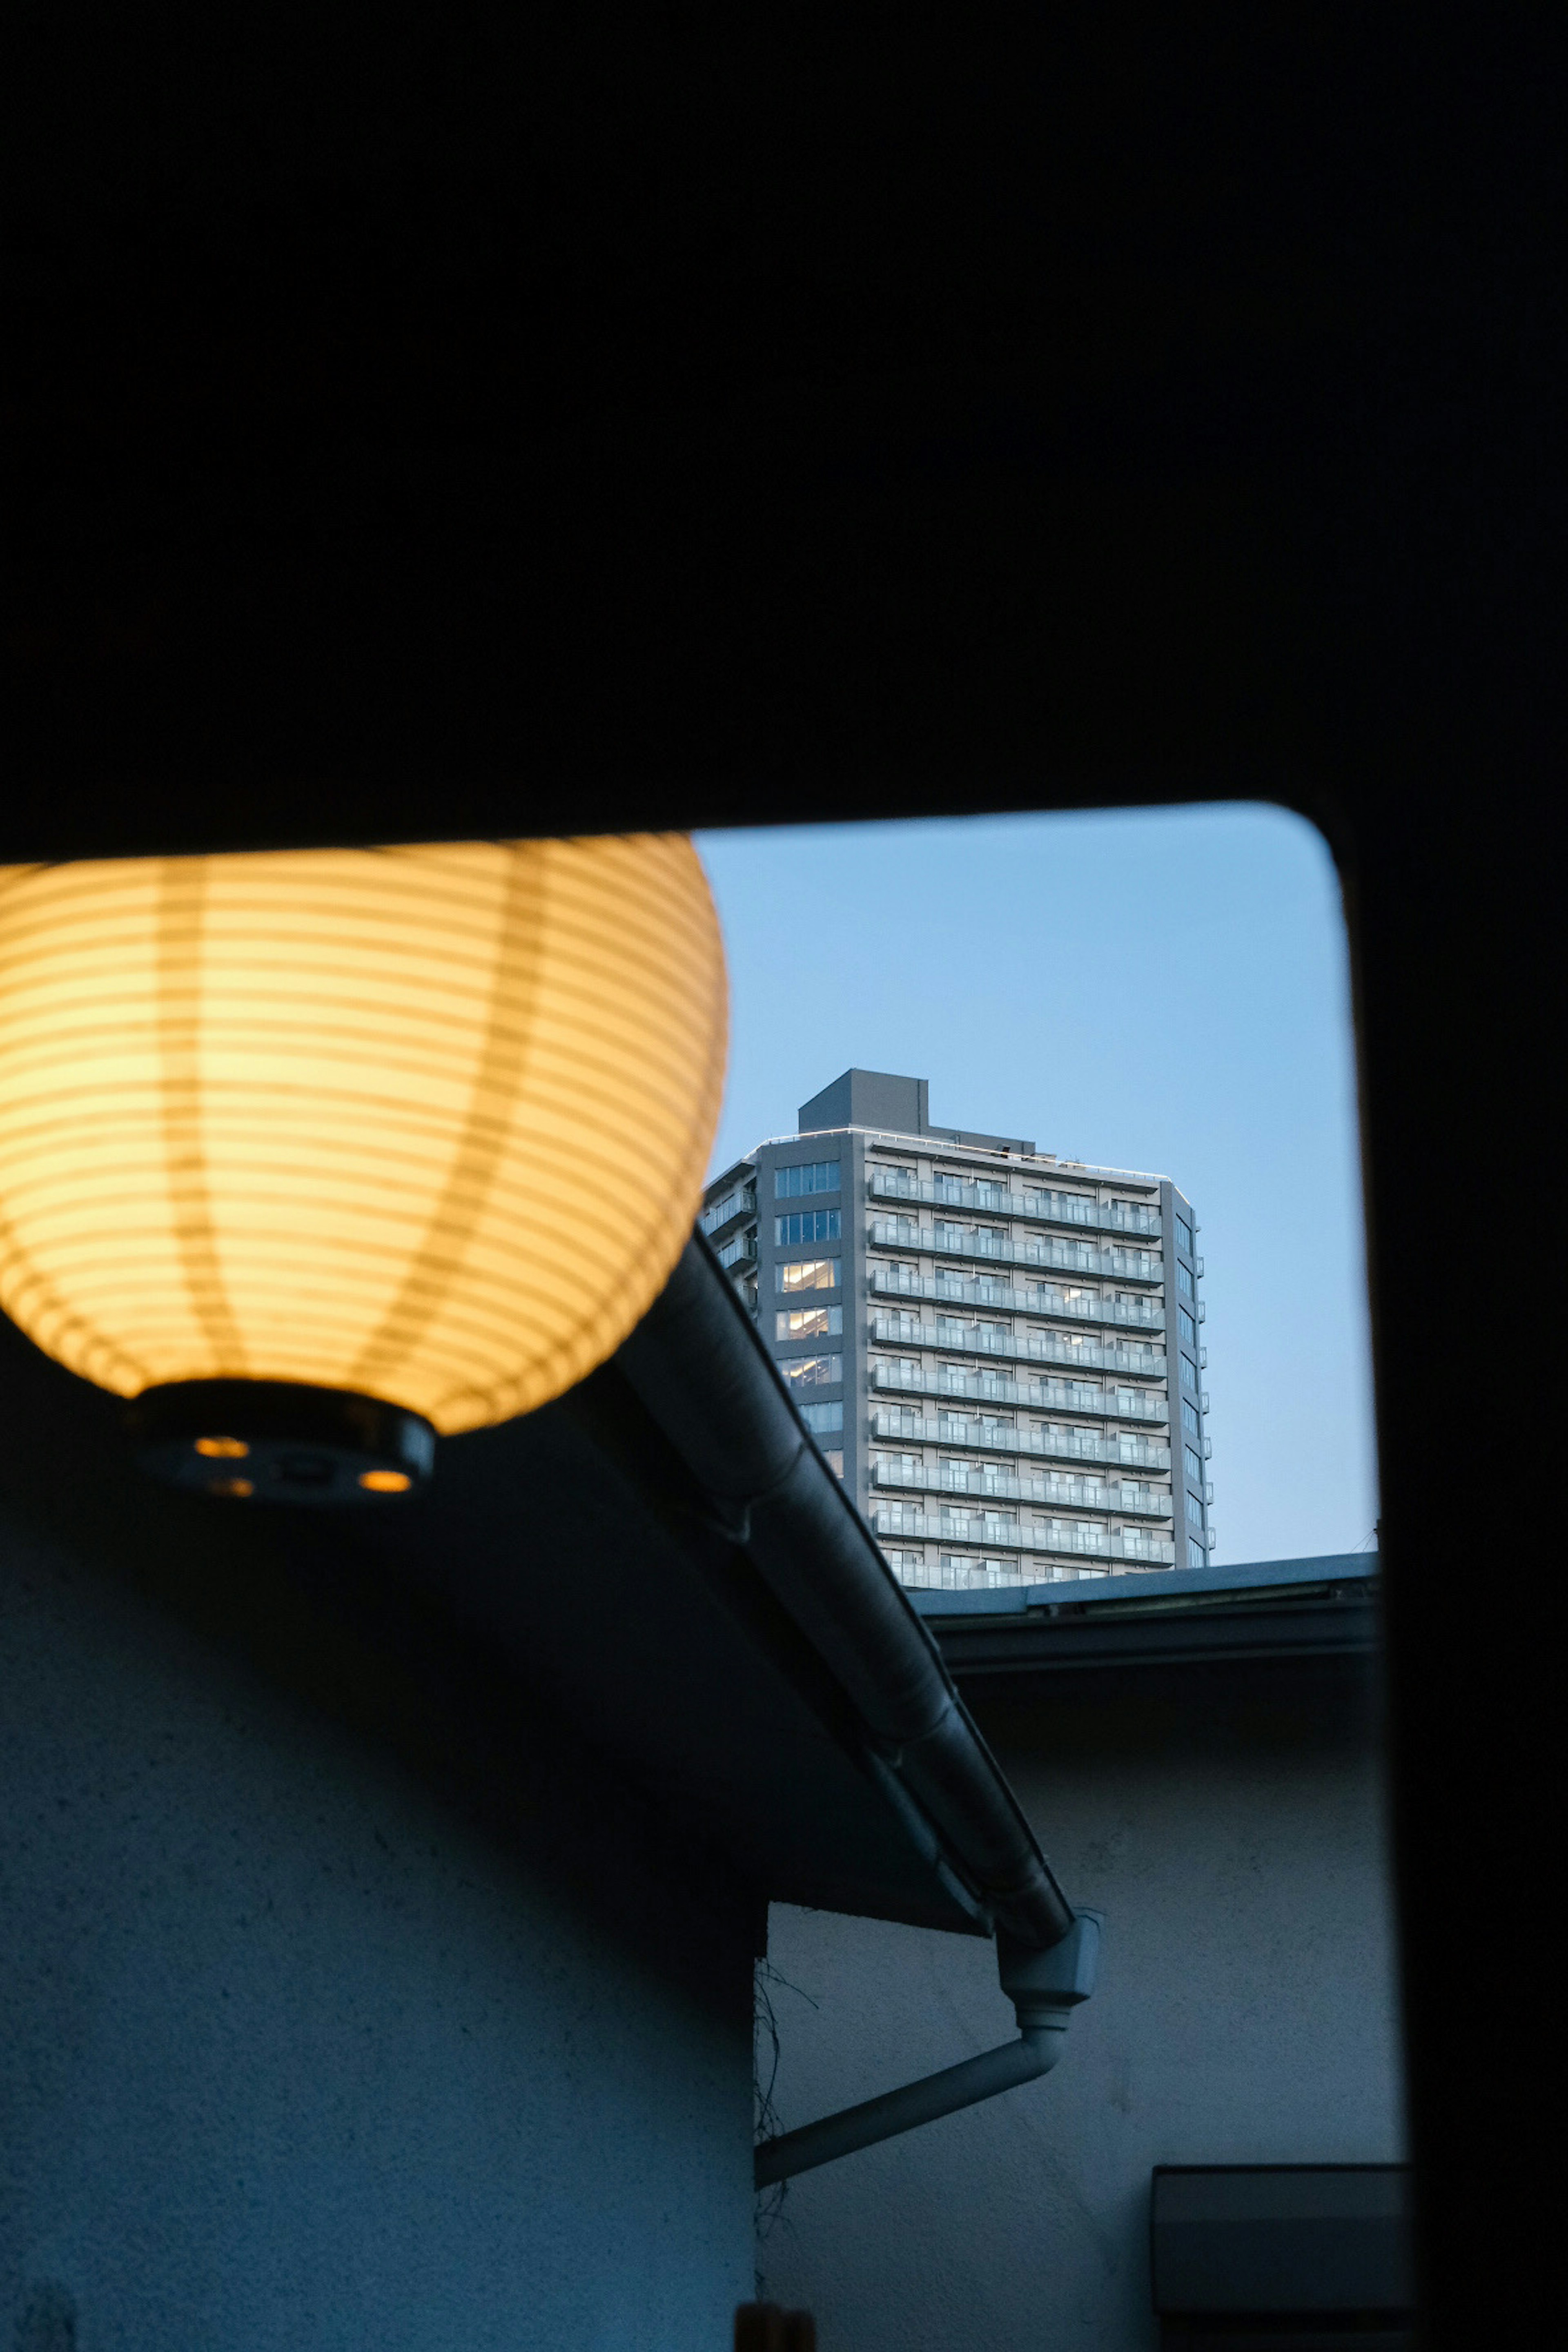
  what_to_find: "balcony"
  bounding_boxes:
[871,1460,1174,1519]
[700,1181,756,1239]
[869,1359,1169,1422]
[869,1408,1171,1470]
[869,1265,1165,1331]
[869,1218,1164,1287]
[713,1229,757,1271]
[868,1166,1161,1238]
[884,1555,1154,1591]
[871,1504,1176,1566]
[870,1312,1166,1378]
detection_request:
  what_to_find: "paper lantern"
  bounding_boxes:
[0,837,726,1499]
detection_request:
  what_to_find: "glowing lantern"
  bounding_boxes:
[0,837,726,1500]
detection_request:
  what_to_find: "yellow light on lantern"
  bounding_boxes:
[0,837,727,1499]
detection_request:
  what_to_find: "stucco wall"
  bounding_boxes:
[0,1507,755,2352]
[756,1659,1406,2352]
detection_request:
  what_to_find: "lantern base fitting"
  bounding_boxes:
[125,1380,436,1504]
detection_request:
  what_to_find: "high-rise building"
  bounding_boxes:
[701,1069,1213,1590]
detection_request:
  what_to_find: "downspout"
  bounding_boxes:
[617,1236,1074,1948]
[754,1911,1101,2188]
[616,1236,1104,2183]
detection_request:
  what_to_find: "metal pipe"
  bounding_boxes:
[755,2024,1065,2189]
[755,1912,1103,2188]
[617,1234,1076,1949]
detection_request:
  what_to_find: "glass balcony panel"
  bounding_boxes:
[870,1313,1165,1377]
[868,1361,1168,1423]
[871,1506,1172,1565]
[871,1267,1167,1334]
[871,1457,1173,1517]
[869,1169,1159,1236]
[700,1181,757,1237]
[869,1217,1163,1286]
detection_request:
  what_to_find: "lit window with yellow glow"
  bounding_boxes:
[775,1307,843,1341]
[775,1259,840,1295]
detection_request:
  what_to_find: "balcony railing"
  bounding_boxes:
[700,1182,757,1238]
[713,1229,757,1270]
[870,1313,1166,1378]
[871,1460,1174,1519]
[869,1359,1169,1422]
[869,1167,1161,1238]
[869,1265,1165,1330]
[869,1409,1171,1470]
[871,1504,1175,1565]
[869,1218,1164,1286]
[885,1555,1143,1591]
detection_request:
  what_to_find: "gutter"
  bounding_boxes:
[617,1234,1098,2184]
[913,1555,1381,1675]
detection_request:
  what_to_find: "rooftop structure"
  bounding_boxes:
[704,1070,1214,1590]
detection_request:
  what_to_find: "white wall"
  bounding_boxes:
[755,1662,1406,2352]
[0,1510,755,2352]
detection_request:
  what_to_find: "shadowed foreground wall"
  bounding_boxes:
[0,1506,755,2352]
[757,1658,1405,2352]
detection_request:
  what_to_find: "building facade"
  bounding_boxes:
[702,1069,1214,1588]
[755,1558,1404,2352]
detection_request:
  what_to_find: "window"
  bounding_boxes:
[1177,1260,1194,1298]
[800,1401,844,1437]
[781,1354,842,1392]
[776,1305,843,1341]
[1180,1353,1198,1392]
[1186,1489,1205,1524]
[775,1208,841,1245]
[776,1257,840,1294]
[1182,1396,1200,1436]
[775,1160,840,1198]
[1176,1215,1194,1257]
[1187,1537,1207,1569]
[820,1450,845,1478]
[947,1506,1015,1535]
[1185,1445,1204,1484]
[1178,1306,1197,1347]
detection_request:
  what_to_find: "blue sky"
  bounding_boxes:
[694,804,1378,1569]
